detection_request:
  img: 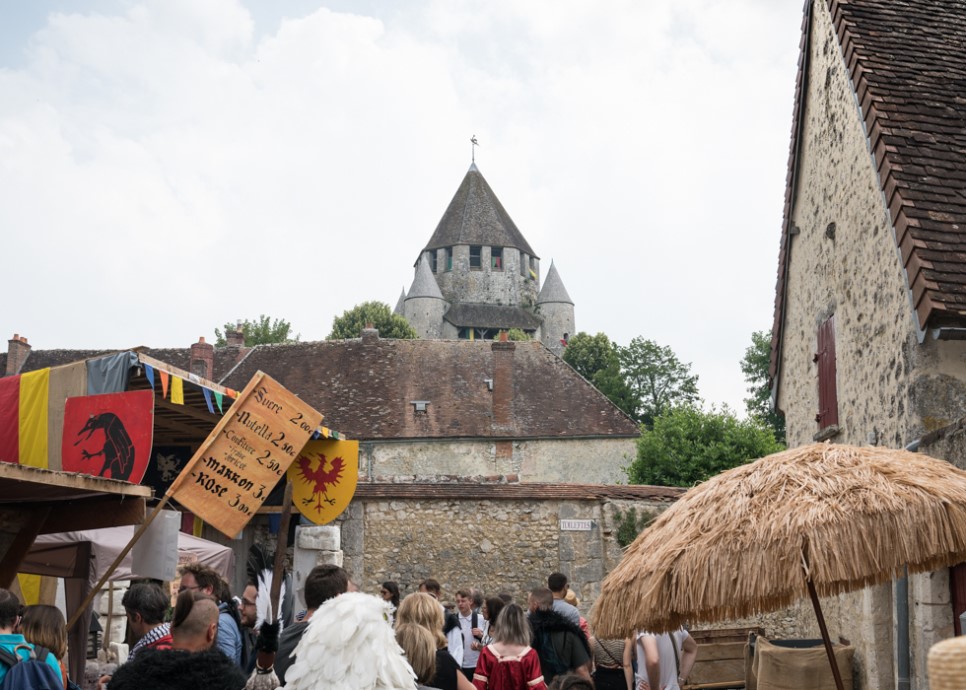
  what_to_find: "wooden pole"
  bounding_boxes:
[66,494,174,630]
[270,481,294,621]
[806,577,845,690]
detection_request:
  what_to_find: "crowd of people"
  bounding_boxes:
[0,565,698,690]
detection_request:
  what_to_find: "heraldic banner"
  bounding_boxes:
[288,438,359,525]
[61,389,155,483]
[167,371,324,538]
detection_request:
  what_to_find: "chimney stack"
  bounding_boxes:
[189,336,215,379]
[225,322,245,348]
[5,334,31,376]
[490,338,516,428]
[361,325,379,345]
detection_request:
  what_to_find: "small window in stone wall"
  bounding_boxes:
[815,314,839,431]
[491,247,503,270]
[429,251,437,273]
[470,245,482,269]
[445,248,453,271]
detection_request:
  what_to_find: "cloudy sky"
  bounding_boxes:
[1,0,804,412]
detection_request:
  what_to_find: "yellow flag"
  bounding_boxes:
[19,368,49,468]
[171,377,184,405]
[288,439,359,525]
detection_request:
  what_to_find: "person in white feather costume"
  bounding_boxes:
[282,591,418,690]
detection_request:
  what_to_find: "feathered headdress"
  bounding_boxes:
[247,544,289,630]
[282,592,416,690]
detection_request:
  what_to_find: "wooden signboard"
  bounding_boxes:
[167,372,324,538]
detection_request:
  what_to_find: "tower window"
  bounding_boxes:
[445,248,453,271]
[528,256,537,280]
[470,246,482,269]
[491,247,503,270]
[429,251,437,273]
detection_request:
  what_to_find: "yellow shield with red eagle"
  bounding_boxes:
[288,438,359,525]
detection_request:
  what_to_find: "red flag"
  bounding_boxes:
[62,390,154,483]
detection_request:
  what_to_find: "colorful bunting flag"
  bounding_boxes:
[160,371,170,399]
[214,392,223,414]
[144,364,155,389]
[202,388,215,414]
[171,377,183,405]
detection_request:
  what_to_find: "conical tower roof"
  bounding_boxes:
[423,163,537,257]
[394,287,407,315]
[537,261,573,305]
[406,256,444,300]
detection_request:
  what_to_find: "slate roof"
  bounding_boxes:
[407,256,444,300]
[442,304,543,330]
[537,261,573,305]
[771,0,966,380]
[219,337,639,441]
[423,163,537,257]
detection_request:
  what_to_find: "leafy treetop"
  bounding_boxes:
[328,301,418,340]
[214,315,299,347]
[740,330,785,443]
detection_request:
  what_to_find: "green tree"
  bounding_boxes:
[214,315,299,347]
[563,332,637,418]
[506,328,531,341]
[741,330,786,443]
[619,337,699,427]
[328,301,418,340]
[627,405,785,487]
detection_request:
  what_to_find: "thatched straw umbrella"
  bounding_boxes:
[590,443,966,690]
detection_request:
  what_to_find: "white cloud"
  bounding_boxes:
[0,0,804,411]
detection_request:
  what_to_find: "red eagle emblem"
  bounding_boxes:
[296,452,345,514]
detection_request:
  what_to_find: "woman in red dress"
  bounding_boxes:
[473,604,546,690]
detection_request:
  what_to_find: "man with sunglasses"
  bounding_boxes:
[178,563,243,666]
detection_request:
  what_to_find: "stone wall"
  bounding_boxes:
[363,437,634,485]
[343,495,670,612]
[774,3,966,688]
[432,245,538,309]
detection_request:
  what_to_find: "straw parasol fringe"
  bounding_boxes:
[591,443,966,639]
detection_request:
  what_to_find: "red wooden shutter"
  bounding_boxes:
[816,315,839,429]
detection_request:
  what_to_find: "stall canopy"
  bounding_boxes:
[21,524,234,681]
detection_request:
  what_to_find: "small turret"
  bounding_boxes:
[403,257,448,338]
[537,261,575,356]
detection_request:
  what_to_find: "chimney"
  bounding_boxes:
[225,322,245,348]
[6,334,31,376]
[361,324,379,345]
[491,338,516,427]
[189,336,215,379]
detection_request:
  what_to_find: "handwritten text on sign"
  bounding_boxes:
[168,372,324,538]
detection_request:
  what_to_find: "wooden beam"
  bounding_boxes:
[40,496,147,534]
[0,507,51,588]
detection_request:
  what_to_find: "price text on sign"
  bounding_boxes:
[168,372,324,537]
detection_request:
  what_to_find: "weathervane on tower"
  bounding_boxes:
[471,134,479,163]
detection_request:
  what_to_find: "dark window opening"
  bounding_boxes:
[815,314,839,430]
[429,251,437,273]
[470,246,482,269]
[491,247,503,270]
[445,248,453,271]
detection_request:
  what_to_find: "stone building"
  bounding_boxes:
[768,1,966,688]
[398,163,575,356]
[2,329,650,608]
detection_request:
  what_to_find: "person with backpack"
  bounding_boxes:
[456,588,485,680]
[526,588,591,686]
[0,588,62,689]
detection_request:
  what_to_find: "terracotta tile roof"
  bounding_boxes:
[442,304,543,330]
[353,482,683,502]
[219,337,639,441]
[423,164,537,257]
[771,0,966,382]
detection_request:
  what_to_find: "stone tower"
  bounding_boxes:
[403,256,448,339]
[401,162,574,348]
[537,261,575,356]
